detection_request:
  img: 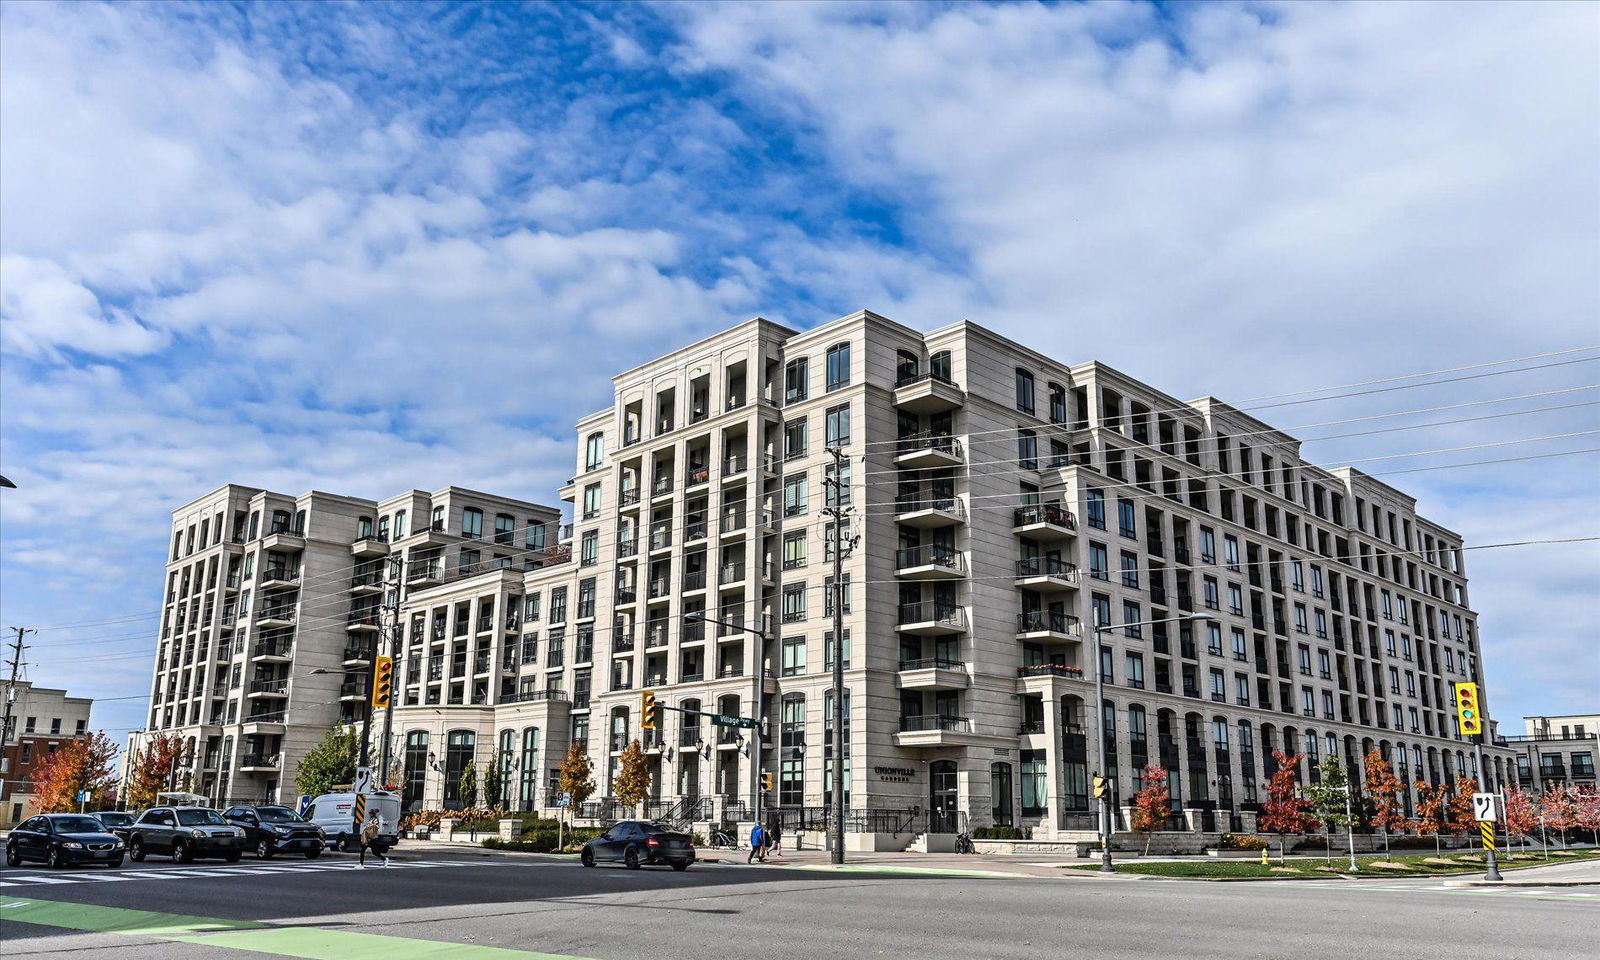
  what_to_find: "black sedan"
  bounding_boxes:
[222,804,324,859]
[580,820,695,871]
[5,814,125,868]
[91,810,137,840]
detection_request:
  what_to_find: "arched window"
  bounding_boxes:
[895,350,920,385]
[929,350,952,384]
[825,342,851,391]
[443,730,475,810]
[498,729,517,808]
[991,762,1014,827]
[519,728,540,812]
[679,699,701,748]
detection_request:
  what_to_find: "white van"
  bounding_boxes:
[306,791,401,853]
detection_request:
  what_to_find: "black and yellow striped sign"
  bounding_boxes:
[353,793,367,829]
[1479,820,1495,850]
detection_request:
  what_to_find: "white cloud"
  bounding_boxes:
[0,255,167,359]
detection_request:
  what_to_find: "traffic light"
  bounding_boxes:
[370,656,393,710]
[1092,776,1110,800]
[762,771,774,792]
[641,690,658,730]
[1455,681,1483,736]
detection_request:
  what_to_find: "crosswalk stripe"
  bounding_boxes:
[0,856,516,886]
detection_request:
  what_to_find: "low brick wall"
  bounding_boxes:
[973,832,1467,857]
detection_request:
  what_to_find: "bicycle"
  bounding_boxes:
[955,832,975,854]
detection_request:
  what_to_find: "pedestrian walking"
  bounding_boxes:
[767,821,783,858]
[747,821,766,864]
[357,812,389,868]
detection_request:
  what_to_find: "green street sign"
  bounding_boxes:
[710,714,759,729]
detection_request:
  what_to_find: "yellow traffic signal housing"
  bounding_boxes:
[1092,776,1109,799]
[641,690,658,730]
[1455,682,1483,736]
[762,771,774,791]
[370,656,393,710]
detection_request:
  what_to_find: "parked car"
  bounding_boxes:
[126,806,244,863]
[306,791,401,853]
[222,805,324,859]
[90,811,137,840]
[580,820,695,871]
[5,814,125,868]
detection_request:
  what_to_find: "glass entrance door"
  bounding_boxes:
[929,760,959,833]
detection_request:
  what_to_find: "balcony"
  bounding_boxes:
[1016,610,1083,642]
[896,658,969,690]
[893,494,965,529]
[651,476,674,500]
[500,688,572,706]
[682,570,708,593]
[1014,557,1079,591]
[339,680,367,701]
[895,544,965,580]
[351,536,390,559]
[261,527,306,552]
[348,570,385,595]
[243,710,286,729]
[895,714,990,749]
[256,606,296,628]
[896,602,967,636]
[684,466,710,489]
[719,562,746,587]
[1012,503,1076,540]
[617,540,639,560]
[1016,663,1084,680]
[685,519,709,542]
[722,456,749,481]
[238,753,282,771]
[343,642,374,665]
[406,559,443,586]
[892,370,965,413]
[247,679,289,698]
[346,612,382,633]
[893,432,964,469]
[619,489,642,511]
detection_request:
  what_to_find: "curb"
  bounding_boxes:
[1443,879,1600,888]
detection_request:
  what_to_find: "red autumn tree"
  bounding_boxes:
[1446,776,1480,837]
[126,732,187,809]
[1542,784,1578,849]
[1129,765,1171,855]
[1572,787,1600,845]
[1413,781,1448,854]
[31,732,120,813]
[1362,750,1409,854]
[1258,751,1318,862]
[1502,787,1539,859]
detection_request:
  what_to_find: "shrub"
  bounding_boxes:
[974,826,1028,840]
[1217,834,1270,851]
[484,828,604,854]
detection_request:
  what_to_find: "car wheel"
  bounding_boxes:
[47,847,63,869]
[624,847,641,870]
[303,847,321,859]
[580,847,595,868]
[129,838,146,862]
[256,839,273,860]
[5,843,20,867]
[671,860,689,872]
[172,840,193,864]
[224,851,241,863]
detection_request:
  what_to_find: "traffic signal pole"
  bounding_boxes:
[1092,622,1114,872]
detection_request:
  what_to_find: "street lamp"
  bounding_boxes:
[1093,611,1217,873]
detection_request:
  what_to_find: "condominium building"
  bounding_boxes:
[137,484,562,805]
[385,310,1513,841]
[1503,714,1599,791]
[0,681,93,823]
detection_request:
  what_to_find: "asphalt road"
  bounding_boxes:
[2,847,1594,960]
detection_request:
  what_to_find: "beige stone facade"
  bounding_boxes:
[388,311,1515,840]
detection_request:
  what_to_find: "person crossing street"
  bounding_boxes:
[356,813,389,868]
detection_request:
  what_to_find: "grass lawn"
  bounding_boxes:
[1062,847,1600,880]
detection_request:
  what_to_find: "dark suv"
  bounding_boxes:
[223,805,324,859]
[127,806,245,863]
[91,811,137,840]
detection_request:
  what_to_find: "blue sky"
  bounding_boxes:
[1,0,1596,746]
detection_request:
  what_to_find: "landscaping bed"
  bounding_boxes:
[1063,848,1600,880]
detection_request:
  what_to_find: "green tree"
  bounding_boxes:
[483,755,504,810]
[612,740,651,813]
[1306,755,1355,866]
[459,760,479,809]
[296,728,359,798]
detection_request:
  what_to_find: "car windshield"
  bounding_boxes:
[176,809,228,826]
[51,816,106,833]
[96,813,134,826]
[255,807,305,824]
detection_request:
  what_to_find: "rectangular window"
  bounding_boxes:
[825,342,850,391]
[782,637,806,676]
[824,630,852,669]
[580,530,598,566]
[783,473,809,517]
[1049,384,1067,423]
[1122,600,1142,637]
[1207,623,1223,656]
[782,585,806,623]
[1120,551,1139,588]
[1125,653,1145,689]
[1017,429,1038,470]
[1086,489,1106,530]
[581,485,601,520]
[1117,499,1136,538]
[783,531,808,569]
[825,404,851,448]
[1089,542,1109,580]
[462,508,483,539]
[784,418,808,461]
[824,461,852,507]
[585,433,605,470]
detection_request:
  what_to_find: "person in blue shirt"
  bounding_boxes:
[747,822,766,864]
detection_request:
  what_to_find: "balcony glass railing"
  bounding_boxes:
[1016,610,1081,634]
[1012,503,1076,530]
[900,714,971,733]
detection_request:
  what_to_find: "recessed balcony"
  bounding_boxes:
[893,432,964,470]
[405,559,443,586]
[895,544,966,580]
[247,679,289,698]
[256,607,296,629]
[896,658,970,690]
[250,640,294,663]
[895,602,967,636]
[894,714,985,748]
[346,612,382,633]
[1012,503,1077,540]
[1014,557,1080,592]
[237,753,282,772]
[1016,610,1084,643]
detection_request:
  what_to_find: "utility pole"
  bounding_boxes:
[1,627,32,749]
[377,552,407,787]
[822,446,854,865]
